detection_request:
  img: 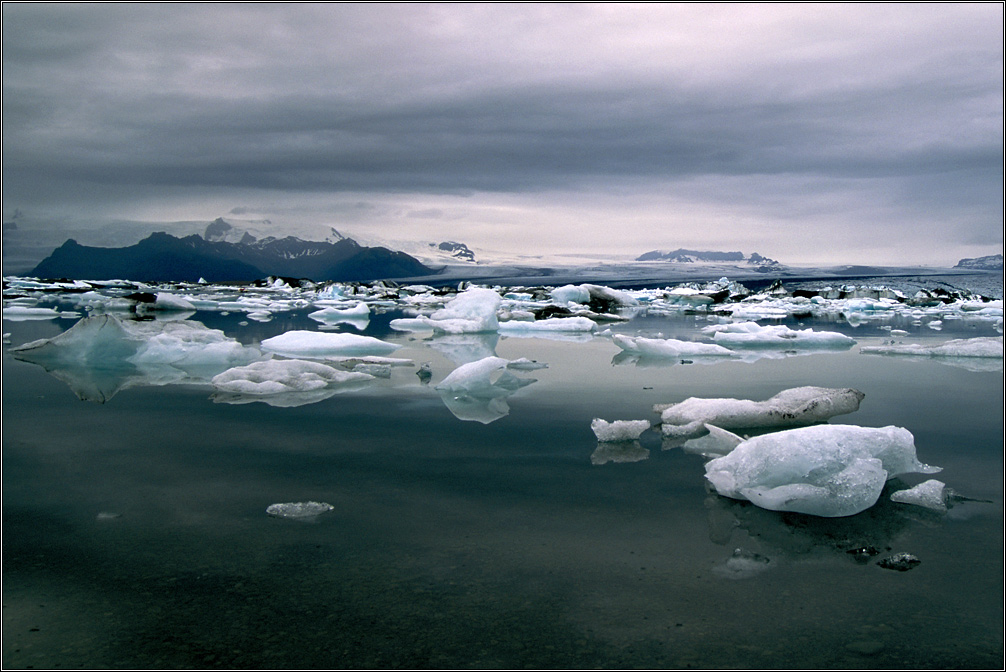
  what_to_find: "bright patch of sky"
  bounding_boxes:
[2,3,1002,265]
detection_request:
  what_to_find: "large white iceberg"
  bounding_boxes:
[658,386,865,438]
[260,330,400,358]
[704,425,941,517]
[702,322,856,349]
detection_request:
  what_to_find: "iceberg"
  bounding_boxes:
[434,356,536,423]
[10,314,264,401]
[591,418,652,442]
[658,386,865,439]
[702,322,856,349]
[612,334,735,359]
[211,359,374,396]
[704,425,941,517]
[426,287,501,334]
[260,330,400,358]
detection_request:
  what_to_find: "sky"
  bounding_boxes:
[2,3,1003,266]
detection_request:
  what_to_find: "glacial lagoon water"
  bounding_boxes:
[3,298,1003,669]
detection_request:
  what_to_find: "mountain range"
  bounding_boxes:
[636,248,784,271]
[30,230,434,282]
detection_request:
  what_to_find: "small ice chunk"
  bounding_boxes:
[591,418,652,442]
[659,386,865,437]
[142,292,197,312]
[877,552,921,571]
[260,331,400,358]
[308,302,371,325]
[266,501,334,519]
[704,425,941,518]
[890,479,948,513]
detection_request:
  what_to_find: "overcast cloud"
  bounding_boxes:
[2,3,1002,265]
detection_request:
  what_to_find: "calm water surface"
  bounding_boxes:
[3,308,1003,669]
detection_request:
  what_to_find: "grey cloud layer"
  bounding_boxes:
[2,3,1002,261]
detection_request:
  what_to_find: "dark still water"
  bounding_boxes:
[3,310,1003,669]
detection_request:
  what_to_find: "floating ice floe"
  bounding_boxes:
[704,424,941,518]
[890,479,949,513]
[266,501,334,519]
[611,334,735,359]
[591,418,652,442]
[211,359,374,396]
[702,321,856,349]
[2,305,78,321]
[860,336,1003,359]
[498,316,597,333]
[657,386,865,439]
[434,356,537,423]
[260,330,400,358]
[307,301,371,325]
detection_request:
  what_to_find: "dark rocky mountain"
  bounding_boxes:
[955,254,1003,271]
[30,232,434,282]
[432,241,476,262]
[637,249,746,262]
[636,248,783,271]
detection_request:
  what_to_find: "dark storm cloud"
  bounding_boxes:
[2,3,1002,263]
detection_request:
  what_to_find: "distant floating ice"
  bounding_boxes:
[2,305,78,321]
[704,424,941,518]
